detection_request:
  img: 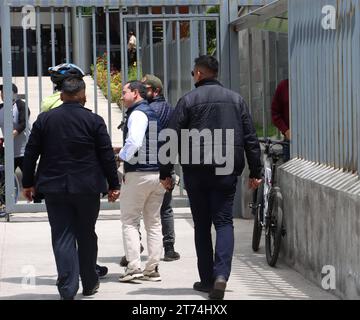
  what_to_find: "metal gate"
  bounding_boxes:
[0,0,239,215]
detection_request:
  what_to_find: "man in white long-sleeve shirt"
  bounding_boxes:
[116,81,165,282]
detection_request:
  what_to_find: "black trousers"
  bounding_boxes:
[283,139,290,162]
[44,193,100,299]
[14,156,24,172]
[160,188,175,248]
[183,167,237,285]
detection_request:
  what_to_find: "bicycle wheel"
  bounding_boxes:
[265,187,284,267]
[252,182,264,252]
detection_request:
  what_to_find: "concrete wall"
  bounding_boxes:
[278,159,360,299]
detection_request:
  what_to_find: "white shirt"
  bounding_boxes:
[128,35,137,50]
[119,110,148,162]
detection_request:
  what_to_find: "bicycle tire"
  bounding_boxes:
[252,182,264,252]
[265,187,283,267]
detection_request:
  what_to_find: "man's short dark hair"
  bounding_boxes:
[194,55,218,76]
[127,80,147,99]
[0,83,18,94]
[61,77,86,95]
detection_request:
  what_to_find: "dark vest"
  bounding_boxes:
[148,96,173,131]
[123,100,160,173]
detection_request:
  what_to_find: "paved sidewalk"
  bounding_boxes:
[0,212,338,300]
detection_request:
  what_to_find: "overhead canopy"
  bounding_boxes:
[231,0,288,33]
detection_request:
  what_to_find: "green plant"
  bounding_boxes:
[206,6,219,55]
[128,65,141,81]
[91,53,123,107]
[255,123,280,139]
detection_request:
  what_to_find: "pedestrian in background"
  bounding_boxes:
[142,74,180,262]
[271,78,290,162]
[0,83,30,172]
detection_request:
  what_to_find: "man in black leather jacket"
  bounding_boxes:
[160,55,262,300]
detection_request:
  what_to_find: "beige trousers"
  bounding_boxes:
[120,171,165,271]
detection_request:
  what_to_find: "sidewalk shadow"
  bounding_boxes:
[0,275,56,286]
[97,256,122,264]
[231,252,336,300]
[97,255,149,264]
[126,287,207,298]
[0,293,59,300]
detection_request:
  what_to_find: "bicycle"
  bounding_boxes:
[249,138,289,267]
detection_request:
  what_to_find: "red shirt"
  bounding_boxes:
[271,79,289,135]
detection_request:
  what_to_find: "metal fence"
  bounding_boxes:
[289,0,359,175]
[121,6,219,109]
[0,0,241,214]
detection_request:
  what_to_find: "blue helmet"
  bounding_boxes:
[48,63,85,90]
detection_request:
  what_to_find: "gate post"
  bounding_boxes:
[220,1,248,218]
[0,0,16,214]
[219,0,240,91]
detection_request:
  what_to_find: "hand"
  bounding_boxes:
[108,189,120,202]
[160,177,175,192]
[23,187,35,202]
[248,178,262,190]
[13,130,18,137]
[284,129,291,141]
[114,153,122,165]
[113,146,121,154]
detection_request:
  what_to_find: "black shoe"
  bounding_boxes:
[96,264,108,278]
[119,256,129,267]
[120,244,144,267]
[60,296,74,300]
[193,281,212,293]
[82,281,100,296]
[164,246,180,261]
[32,192,44,203]
[208,276,227,300]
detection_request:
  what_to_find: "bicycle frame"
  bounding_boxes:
[259,139,286,227]
[263,155,272,222]
[251,138,289,265]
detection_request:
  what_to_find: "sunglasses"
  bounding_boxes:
[191,70,204,77]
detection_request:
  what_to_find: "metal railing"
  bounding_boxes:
[0,0,238,214]
[289,0,359,175]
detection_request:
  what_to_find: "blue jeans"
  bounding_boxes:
[283,139,290,162]
[183,167,237,285]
